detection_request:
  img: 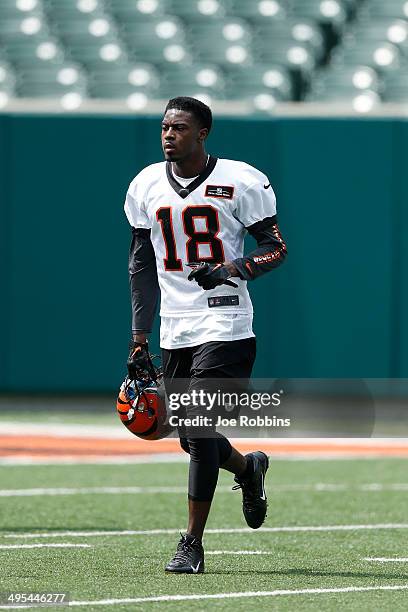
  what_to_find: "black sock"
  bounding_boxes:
[239,454,254,479]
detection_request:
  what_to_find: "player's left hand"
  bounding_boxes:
[187,262,238,290]
[127,341,157,381]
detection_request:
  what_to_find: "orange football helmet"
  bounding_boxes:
[116,371,173,441]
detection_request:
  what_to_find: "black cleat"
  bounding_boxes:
[165,533,204,574]
[233,451,269,529]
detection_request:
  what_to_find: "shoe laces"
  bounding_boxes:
[232,478,258,511]
[172,534,199,564]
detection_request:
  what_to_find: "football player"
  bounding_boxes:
[124,97,287,574]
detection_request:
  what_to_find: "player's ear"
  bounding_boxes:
[198,127,208,143]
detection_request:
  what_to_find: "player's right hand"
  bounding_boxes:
[127,341,157,381]
[187,262,238,290]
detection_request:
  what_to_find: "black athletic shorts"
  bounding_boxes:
[162,337,256,437]
[161,337,256,381]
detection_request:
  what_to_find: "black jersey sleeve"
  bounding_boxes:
[232,216,287,281]
[129,227,160,333]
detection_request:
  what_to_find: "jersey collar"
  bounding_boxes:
[166,155,218,199]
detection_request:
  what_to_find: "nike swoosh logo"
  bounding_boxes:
[264,183,271,189]
[191,561,201,573]
[260,473,266,501]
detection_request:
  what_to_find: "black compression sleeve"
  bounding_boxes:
[129,227,160,333]
[232,216,287,281]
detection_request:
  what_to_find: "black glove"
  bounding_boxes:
[127,341,157,381]
[187,262,238,290]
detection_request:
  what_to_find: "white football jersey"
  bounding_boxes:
[124,157,277,348]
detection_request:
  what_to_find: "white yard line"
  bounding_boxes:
[206,550,274,555]
[364,557,408,563]
[67,585,408,606]
[0,485,225,497]
[0,543,91,549]
[4,524,408,539]
[0,584,407,609]
[0,454,188,466]
[361,484,408,491]
[67,585,408,605]
[0,455,398,465]
[1,483,408,497]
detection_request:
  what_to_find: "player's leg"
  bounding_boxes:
[164,339,252,573]
[219,445,246,474]
[185,435,220,540]
[162,346,209,573]
[164,338,266,573]
[184,338,257,537]
[202,337,257,477]
[166,370,224,570]
[190,337,269,530]
[161,346,192,455]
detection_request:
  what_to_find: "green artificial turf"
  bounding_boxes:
[0,458,408,611]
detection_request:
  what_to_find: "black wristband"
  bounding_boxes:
[231,258,254,281]
[129,339,148,350]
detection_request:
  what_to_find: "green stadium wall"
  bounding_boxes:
[0,114,407,392]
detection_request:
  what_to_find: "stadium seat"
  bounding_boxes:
[89,62,160,98]
[226,63,293,99]
[45,0,107,16]
[191,41,253,66]
[125,44,192,65]
[167,0,231,21]
[187,19,252,43]
[120,17,190,64]
[384,85,408,102]
[308,65,380,100]
[187,20,252,64]
[306,89,382,107]
[45,0,99,6]
[17,63,87,97]
[108,0,170,19]
[358,0,408,21]
[347,18,408,46]
[52,15,117,41]
[291,0,347,26]
[157,63,225,98]
[0,0,44,19]
[337,0,358,7]
[119,16,185,41]
[89,82,153,98]
[16,81,82,96]
[0,15,49,39]
[333,40,402,71]
[226,87,287,106]
[228,0,287,23]
[153,63,223,101]
[0,60,16,92]
[254,19,326,60]
[253,39,316,73]
[315,64,380,89]
[2,37,65,67]
[45,0,107,10]
[68,41,128,68]
[383,68,408,101]
[157,87,225,105]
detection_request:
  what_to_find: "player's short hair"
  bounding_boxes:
[164,97,212,133]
